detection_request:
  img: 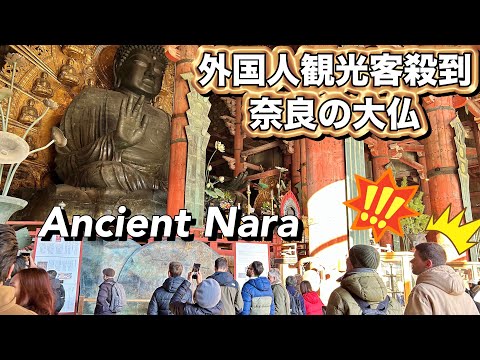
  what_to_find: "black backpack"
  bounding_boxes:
[351,293,390,315]
[289,290,304,315]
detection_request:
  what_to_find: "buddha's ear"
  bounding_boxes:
[113,58,121,89]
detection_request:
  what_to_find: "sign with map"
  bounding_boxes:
[32,233,83,314]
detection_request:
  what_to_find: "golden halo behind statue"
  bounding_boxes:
[92,45,119,89]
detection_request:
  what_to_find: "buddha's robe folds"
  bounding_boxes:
[56,87,170,192]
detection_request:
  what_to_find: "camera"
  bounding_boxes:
[192,263,201,279]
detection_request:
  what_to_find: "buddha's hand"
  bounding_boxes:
[114,94,149,149]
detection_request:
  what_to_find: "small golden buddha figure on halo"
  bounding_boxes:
[18,99,39,124]
[61,45,85,60]
[31,72,54,98]
[58,58,80,87]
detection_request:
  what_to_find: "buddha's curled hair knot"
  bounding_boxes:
[114,45,168,71]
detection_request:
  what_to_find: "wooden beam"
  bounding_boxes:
[395,144,424,153]
[222,156,263,172]
[241,140,283,158]
[246,168,280,181]
[210,158,226,167]
[396,156,425,179]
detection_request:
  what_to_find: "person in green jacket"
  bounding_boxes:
[326,244,403,315]
[268,268,290,315]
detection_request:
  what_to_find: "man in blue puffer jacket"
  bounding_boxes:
[147,261,192,315]
[241,261,274,315]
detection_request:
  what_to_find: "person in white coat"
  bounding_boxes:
[405,242,479,315]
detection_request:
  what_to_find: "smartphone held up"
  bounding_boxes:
[192,263,201,280]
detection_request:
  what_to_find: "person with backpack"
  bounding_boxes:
[47,270,65,314]
[240,261,275,315]
[286,276,305,315]
[94,268,126,315]
[326,244,403,315]
[268,268,290,315]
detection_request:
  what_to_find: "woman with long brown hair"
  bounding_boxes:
[300,280,324,315]
[10,268,55,315]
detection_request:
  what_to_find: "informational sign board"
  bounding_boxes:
[32,233,83,314]
[235,242,270,290]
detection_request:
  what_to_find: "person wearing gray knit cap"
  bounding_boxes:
[348,244,380,270]
[169,270,224,315]
[326,245,403,315]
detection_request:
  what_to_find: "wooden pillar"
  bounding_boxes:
[292,140,301,196]
[421,96,464,243]
[306,138,345,197]
[300,139,308,216]
[233,97,243,177]
[469,120,480,177]
[366,136,393,247]
[167,45,198,217]
[283,153,292,174]
[305,138,347,262]
[370,137,390,180]
[417,154,432,216]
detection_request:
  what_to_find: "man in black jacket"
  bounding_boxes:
[207,257,243,315]
[47,270,65,314]
[147,261,192,315]
[94,268,117,315]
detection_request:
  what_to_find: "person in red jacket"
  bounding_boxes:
[300,280,324,315]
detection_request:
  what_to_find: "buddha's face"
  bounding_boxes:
[115,48,165,99]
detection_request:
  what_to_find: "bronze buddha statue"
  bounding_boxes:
[58,58,80,87]
[31,72,54,98]
[55,45,170,195]
[18,99,39,124]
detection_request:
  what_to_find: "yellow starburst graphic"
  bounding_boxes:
[426,205,480,255]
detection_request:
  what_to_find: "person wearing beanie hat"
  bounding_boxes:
[94,267,118,315]
[326,245,403,315]
[169,269,224,315]
[195,279,222,309]
[349,244,380,270]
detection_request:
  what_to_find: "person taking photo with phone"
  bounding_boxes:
[169,267,224,315]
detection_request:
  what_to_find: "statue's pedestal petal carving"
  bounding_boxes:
[0,195,28,223]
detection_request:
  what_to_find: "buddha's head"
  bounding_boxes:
[40,72,48,79]
[113,45,168,101]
